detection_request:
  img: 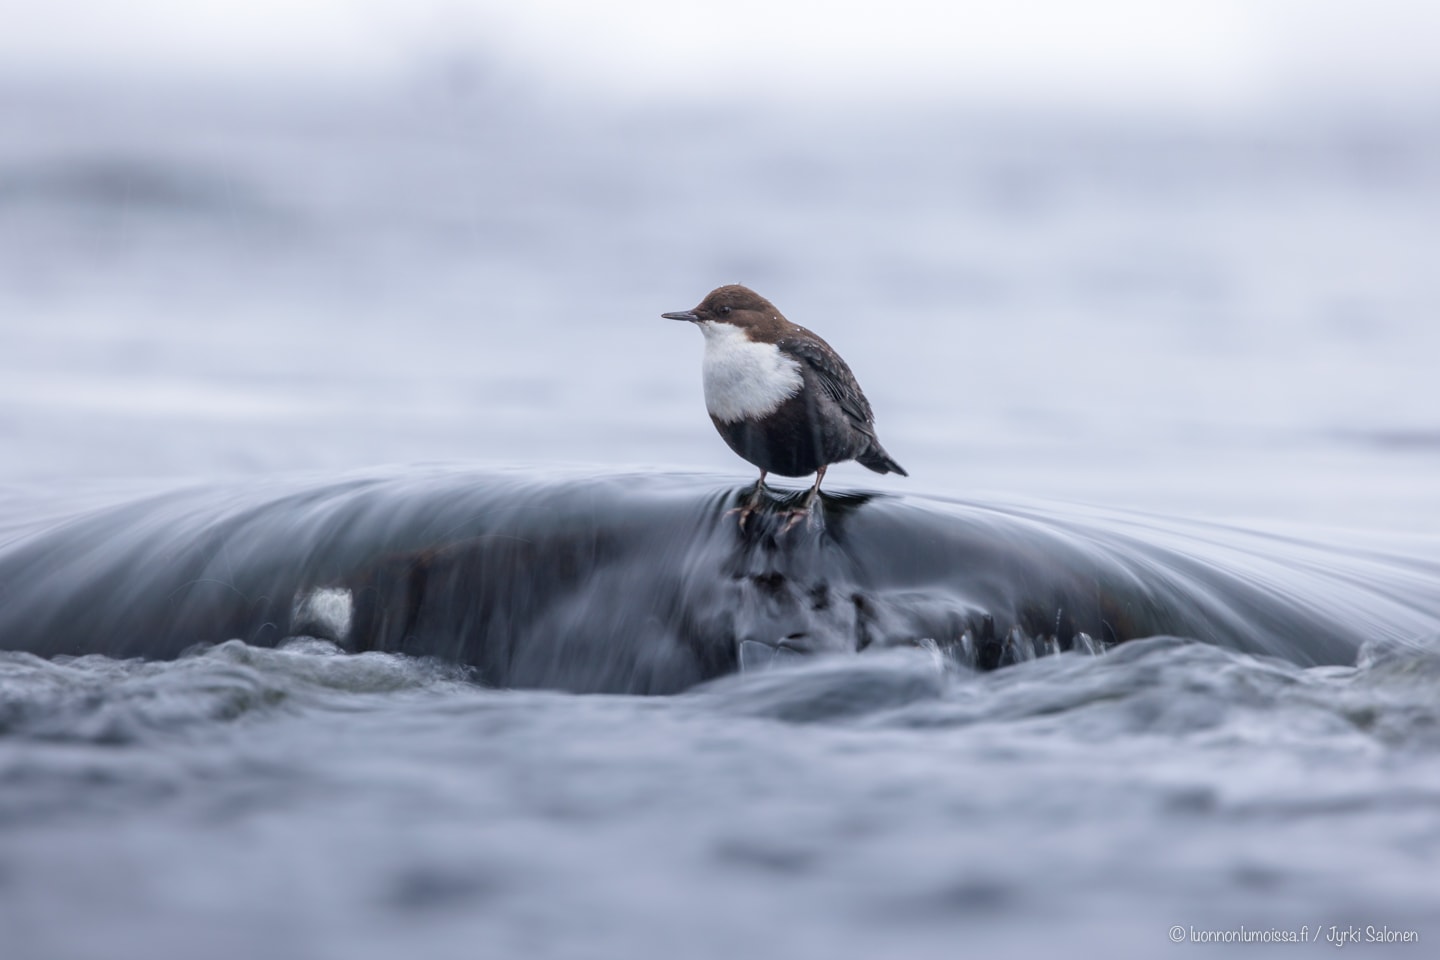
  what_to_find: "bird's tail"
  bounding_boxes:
[857,443,908,477]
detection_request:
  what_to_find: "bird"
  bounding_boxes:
[663,284,907,528]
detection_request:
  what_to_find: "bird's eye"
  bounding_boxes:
[718,305,732,316]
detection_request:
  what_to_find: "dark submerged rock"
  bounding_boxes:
[0,470,1397,692]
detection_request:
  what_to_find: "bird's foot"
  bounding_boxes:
[724,502,762,531]
[779,504,815,534]
[726,475,769,531]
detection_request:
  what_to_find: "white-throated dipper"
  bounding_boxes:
[664,284,907,528]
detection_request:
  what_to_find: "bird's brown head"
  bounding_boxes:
[661,285,788,339]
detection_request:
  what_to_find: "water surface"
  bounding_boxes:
[2,82,1438,958]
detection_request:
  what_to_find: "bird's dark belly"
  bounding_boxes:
[711,393,860,478]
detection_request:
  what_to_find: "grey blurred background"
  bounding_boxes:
[2,0,1437,532]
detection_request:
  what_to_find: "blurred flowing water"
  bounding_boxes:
[1,80,1439,958]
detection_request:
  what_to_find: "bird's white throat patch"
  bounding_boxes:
[698,321,803,423]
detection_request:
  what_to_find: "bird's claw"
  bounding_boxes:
[724,503,760,531]
[725,502,812,533]
[779,505,814,533]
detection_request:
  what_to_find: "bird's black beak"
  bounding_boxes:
[662,310,700,322]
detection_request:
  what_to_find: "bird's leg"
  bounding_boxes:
[781,465,826,533]
[726,470,768,530]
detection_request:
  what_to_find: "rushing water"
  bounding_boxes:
[2,80,1439,958]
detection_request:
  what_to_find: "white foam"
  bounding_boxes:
[290,586,354,643]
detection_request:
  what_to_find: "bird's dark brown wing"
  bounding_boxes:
[776,334,876,436]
